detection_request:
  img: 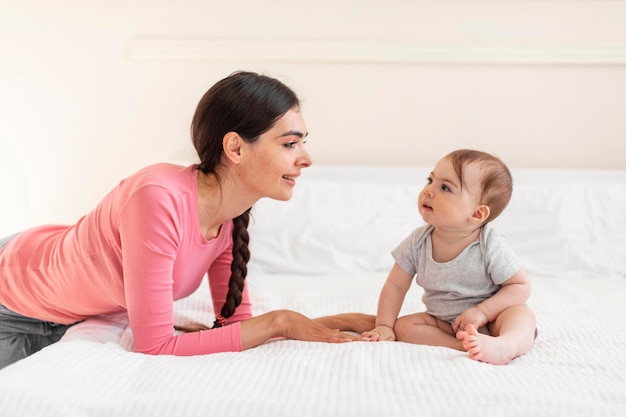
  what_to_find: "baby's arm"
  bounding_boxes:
[453,268,531,332]
[362,263,413,341]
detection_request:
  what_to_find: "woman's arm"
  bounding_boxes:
[240,310,359,349]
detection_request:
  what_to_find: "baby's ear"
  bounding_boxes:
[470,204,490,224]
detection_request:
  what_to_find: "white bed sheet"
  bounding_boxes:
[1,165,625,417]
[0,271,624,417]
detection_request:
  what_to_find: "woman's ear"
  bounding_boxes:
[469,204,490,224]
[222,132,242,164]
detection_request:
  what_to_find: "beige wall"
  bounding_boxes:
[1,0,626,233]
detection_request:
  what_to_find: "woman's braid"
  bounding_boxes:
[212,208,251,328]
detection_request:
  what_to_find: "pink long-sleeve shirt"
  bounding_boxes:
[0,163,252,355]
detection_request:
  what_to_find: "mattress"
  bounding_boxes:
[0,271,624,417]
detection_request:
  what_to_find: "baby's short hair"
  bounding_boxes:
[446,149,513,223]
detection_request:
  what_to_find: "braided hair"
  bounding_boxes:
[190,71,299,327]
[213,207,251,327]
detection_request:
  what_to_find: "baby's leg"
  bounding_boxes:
[314,313,376,334]
[395,312,463,350]
[456,305,536,365]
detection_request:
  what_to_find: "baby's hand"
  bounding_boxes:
[361,325,395,342]
[453,307,488,334]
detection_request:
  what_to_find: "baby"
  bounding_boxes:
[362,149,536,365]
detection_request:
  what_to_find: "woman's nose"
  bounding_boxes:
[299,147,313,168]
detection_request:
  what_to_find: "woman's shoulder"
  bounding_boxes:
[134,162,194,178]
[105,163,200,214]
[122,163,197,190]
[110,163,200,222]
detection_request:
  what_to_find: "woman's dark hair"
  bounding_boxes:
[190,71,300,327]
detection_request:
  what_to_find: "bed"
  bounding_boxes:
[0,165,625,417]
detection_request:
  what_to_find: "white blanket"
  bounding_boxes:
[0,166,625,417]
[0,273,624,417]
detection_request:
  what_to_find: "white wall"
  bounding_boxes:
[1,0,626,234]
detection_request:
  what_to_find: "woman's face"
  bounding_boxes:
[238,107,312,201]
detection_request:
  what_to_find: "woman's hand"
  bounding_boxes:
[240,310,359,350]
[279,310,360,343]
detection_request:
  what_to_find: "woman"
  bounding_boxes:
[0,71,358,369]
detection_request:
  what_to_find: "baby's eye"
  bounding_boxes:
[426,177,433,184]
[441,184,451,192]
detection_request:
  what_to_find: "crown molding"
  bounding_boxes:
[126,37,626,66]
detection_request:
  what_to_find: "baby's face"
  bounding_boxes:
[418,157,484,229]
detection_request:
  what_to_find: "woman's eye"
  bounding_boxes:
[283,141,297,149]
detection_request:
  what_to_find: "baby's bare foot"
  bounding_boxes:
[456,324,515,365]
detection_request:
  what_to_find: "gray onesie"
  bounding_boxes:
[391,223,522,323]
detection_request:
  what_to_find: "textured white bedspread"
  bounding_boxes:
[1,165,625,417]
[0,272,624,417]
